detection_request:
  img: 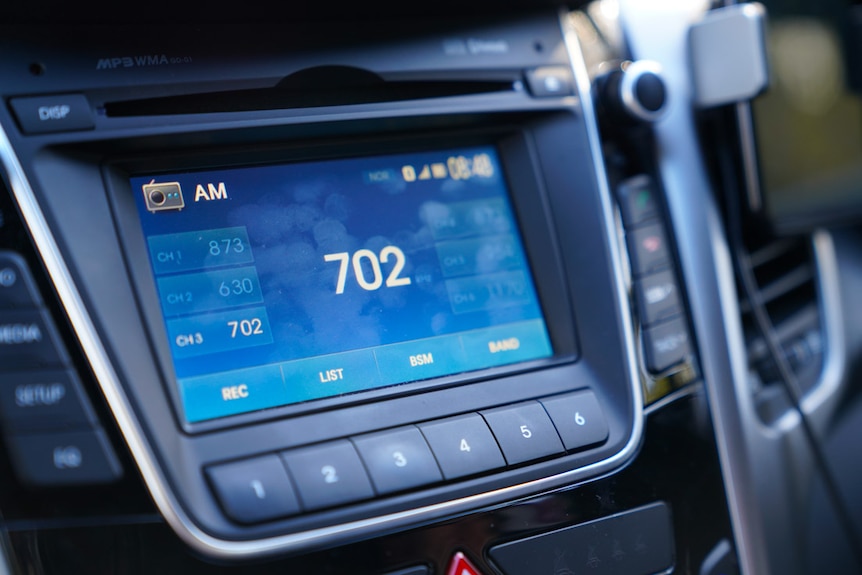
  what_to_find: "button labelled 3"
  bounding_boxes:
[353,427,442,495]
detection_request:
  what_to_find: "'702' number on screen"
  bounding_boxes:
[324,246,411,294]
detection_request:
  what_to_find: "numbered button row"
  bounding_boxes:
[206,391,609,525]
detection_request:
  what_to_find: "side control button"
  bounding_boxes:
[419,414,505,480]
[644,317,691,373]
[353,427,442,495]
[616,175,659,229]
[0,370,94,433]
[281,440,374,511]
[627,223,670,277]
[481,401,564,465]
[525,66,575,97]
[540,391,609,452]
[206,455,301,524]
[0,309,67,371]
[6,428,122,486]
[0,252,42,309]
[9,94,94,135]
[635,269,682,327]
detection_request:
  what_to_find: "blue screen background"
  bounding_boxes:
[132,146,552,421]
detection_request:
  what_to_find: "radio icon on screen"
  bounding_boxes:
[143,180,185,213]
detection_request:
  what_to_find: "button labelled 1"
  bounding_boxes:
[540,391,609,452]
[206,455,301,524]
[281,440,374,511]
[419,414,505,480]
[353,427,442,495]
[481,401,564,465]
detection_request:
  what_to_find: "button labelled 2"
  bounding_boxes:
[281,440,375,511]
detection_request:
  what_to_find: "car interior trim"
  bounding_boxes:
[0,11,647,558]
[618,0,767,572]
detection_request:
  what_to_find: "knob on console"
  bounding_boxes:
[599,60,667,123]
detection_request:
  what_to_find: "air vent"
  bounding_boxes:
[737,236,824,424]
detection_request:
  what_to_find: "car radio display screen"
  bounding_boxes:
[131,146,553,423]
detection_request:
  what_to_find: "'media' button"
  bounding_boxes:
[0,309,68,371]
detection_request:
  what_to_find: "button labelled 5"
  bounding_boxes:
[481,401,564,465]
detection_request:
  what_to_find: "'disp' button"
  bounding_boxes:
[10,94,94,134]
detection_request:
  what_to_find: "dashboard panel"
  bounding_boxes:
[0,1,858,574]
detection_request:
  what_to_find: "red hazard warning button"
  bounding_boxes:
[447,551,484,575]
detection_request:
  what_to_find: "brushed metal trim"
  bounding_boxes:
[0,12,644,557]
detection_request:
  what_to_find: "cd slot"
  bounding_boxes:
[104,66,517,117]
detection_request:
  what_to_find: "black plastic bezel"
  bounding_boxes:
[104,127,579,434]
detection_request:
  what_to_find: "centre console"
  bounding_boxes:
[0,13,650,559]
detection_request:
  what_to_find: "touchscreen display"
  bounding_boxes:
[132,146,552,423]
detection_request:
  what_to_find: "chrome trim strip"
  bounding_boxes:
[735,102,762,212]
[643,383,698,417]
[618,0,767,572]
[802,231,845,416]
[0,11,644,559]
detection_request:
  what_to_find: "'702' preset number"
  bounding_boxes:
[324,246,412,294]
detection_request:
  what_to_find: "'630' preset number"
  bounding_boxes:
[324,246,412,294]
